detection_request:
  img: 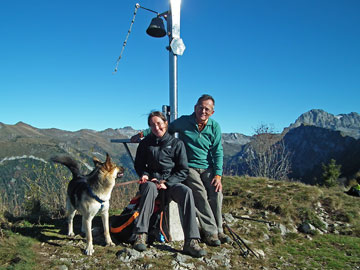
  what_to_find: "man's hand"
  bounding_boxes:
[130,133,142,143]
[211,175,222,192]
[139,174,149,184]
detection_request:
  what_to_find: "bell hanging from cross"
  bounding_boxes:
[146,17,166,38]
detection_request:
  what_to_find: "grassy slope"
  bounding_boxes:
[1,176,360,270]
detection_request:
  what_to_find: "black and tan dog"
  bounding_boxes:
[52,154,124,255]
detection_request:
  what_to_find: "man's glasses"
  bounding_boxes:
[196,105,213,114]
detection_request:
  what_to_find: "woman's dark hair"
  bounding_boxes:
[147,111,168,126]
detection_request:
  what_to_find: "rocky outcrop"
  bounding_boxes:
[288,109,360,139]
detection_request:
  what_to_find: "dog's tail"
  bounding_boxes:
[51,155,81,178]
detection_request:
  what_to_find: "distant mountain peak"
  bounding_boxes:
[290,109,360,139]
[15,121,31,127]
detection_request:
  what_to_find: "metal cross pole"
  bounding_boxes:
[166,0,186,241]
[168,0,183,122]
[141,0,186,241]
[160,0,185,121]
[112,0,186,242]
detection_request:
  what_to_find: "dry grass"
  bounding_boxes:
[223,176,360,235]
[0,175,359,270]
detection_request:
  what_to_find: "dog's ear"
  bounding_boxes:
[93,156,102,167]
[104,153,112,171]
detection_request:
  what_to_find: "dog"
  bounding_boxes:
[51,153,124,255]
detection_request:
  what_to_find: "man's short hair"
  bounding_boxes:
[196,94,215,106]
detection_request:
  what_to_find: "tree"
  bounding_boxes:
[244,124,291,180]
[321,159,341,187]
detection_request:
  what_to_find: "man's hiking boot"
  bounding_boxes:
[183,239,207,258]
[133,233,147,252]
[202,233,221,246]
[218,232,231,244]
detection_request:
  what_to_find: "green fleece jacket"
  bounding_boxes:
[143,113,223,176]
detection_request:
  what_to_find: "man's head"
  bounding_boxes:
[194,94,215,124]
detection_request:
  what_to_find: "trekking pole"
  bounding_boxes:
[224,222,248,257]
[234,215,276,227]
[223,222,259,259]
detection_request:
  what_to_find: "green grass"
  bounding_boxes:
[270,234,360,270]
[222,176,360,269]
[0,231,37,270]
[0,175,359,269]
[222,176,360,233]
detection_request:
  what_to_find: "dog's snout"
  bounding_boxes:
[117,167,125,178]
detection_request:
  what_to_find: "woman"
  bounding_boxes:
[133,111,206,258]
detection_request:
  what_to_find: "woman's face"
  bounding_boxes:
[149,116,168,138]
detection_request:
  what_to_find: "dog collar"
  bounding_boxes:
[87,186,105,210]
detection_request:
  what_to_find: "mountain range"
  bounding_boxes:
[1,109,359,210]
[224,110,360,183]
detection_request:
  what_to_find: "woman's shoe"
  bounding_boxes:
[133,233,147,252]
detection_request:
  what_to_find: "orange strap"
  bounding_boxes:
[110,211,139,233]
[159,211,171,242]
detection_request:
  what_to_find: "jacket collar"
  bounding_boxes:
[190,112,213,127]
[150,131,171,145]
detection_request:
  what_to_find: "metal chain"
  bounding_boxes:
[114,4,140,73]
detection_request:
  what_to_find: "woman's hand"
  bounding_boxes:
[139,175,149,184]
[151,178,167,190]
[158,180,167,190]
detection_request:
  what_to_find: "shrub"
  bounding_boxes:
[321,159,341,187]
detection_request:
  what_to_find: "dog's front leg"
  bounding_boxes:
[84,217,94,255]
[101,209,114,247]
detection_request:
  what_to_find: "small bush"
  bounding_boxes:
[322,159,341,187]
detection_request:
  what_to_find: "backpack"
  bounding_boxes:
[110,195,170,244]
[346,184,360,197]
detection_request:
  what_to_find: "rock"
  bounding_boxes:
[298,222,311,234]
[204,257,219,269]
[308,223,316,231]
[173,253,188,263]
[56,265,68,270]
[172,254,196,270]
[254,248,266,258]
[116,248,143,262]
[280,224,288,235]
[59,258,71,264]
[260,233,270,241]
[143,263,153,269]
[223,213,235,224]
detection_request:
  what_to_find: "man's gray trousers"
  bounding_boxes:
[185,167,224,235]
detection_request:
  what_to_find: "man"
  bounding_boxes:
[131,94,230,246]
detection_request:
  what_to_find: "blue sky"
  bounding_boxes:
[1,0,359,135]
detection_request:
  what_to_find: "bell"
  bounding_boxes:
[146,17,166,38]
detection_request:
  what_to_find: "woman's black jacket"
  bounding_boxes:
[134,132,189,187]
